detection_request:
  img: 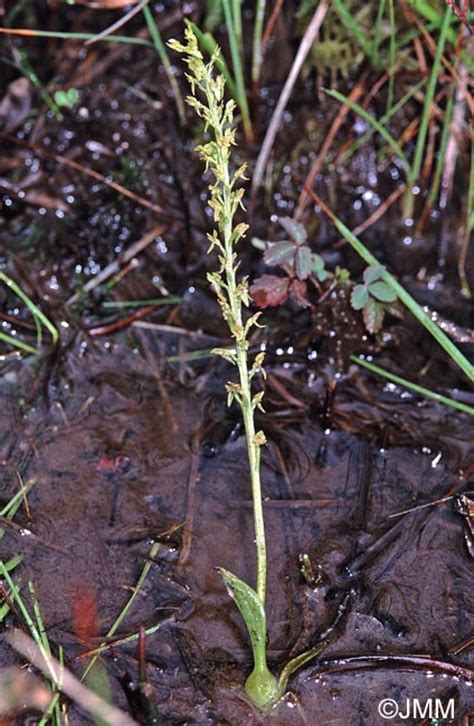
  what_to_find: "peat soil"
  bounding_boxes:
[0,3,474,724]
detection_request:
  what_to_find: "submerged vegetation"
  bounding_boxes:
[0,0,473,722]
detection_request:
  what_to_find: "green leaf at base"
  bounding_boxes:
[219,569,279,710]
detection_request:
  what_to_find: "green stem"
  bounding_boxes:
[217,126,267,605]
[252,0,266,85]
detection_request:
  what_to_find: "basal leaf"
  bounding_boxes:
[278,217,307,245]
[263,241,295,267]
[219,569,279,710]
[350,284,369,310]
[368,281,397,302]
[220,569,267,654]
[295,245,312,280]
[363,264,385,285]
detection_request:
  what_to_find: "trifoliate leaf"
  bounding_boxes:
[278,217,307,244]
[367,281,397,302]
[363,264,385,284]
[351,284,369,310]
[263,241,295,267]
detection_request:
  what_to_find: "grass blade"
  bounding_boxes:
[408,6,451,201]
[324,88,411,174]
[0,272,58,346]
[332,0,374,61]
[221,0,254,141]
[351,356,474,416]
[142,5,186,124]
[0,27,154,47]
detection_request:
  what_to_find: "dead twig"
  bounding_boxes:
[331,184,407,249]
[250,1,330,210]
[85,0,150,45]
[296,80,365,219]
[1,134,169,219]
[7,629,138,726]
[178,428,202,568]
[67,224,166,305]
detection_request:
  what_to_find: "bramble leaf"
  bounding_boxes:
[278,217,307,245]
[368,281,397,303]
[311,253,327,281]
[288,278,310,308]
[250,275,289,308]
[351,284,369,310]
[263,241,295,267]
[363,298,385,333]
[295,245,312,280]
[363,264,385,285]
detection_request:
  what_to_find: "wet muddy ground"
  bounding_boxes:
[1,2,474,724]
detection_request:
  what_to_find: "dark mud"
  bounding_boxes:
[1,2,474,724]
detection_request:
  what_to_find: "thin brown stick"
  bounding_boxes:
[7,630,138,726]
[250,1,330,210]
[86,0,150,45]
[320,184,405,249]
[67,224,166,305]
[316,653,474,681]
[178,428,202,568]
[261,0,284,57]
[1,134,168,218]
[444,0,474,34]
[88,306,157,336]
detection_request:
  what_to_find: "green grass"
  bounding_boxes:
[351,356,474,416]
[0,567,63,724]
[81,541,161,682]
[308,190,474,383]
[0,272,58,353]
[142,4,186,124]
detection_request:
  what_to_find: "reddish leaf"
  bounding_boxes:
[250,275,289,308]
[288,278,310,308]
